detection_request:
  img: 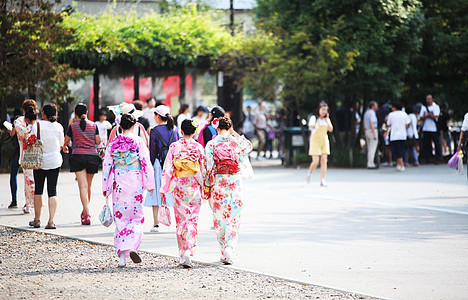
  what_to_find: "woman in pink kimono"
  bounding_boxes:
[205,117,252,265]
[11,99,38,214]
[102,114,155,267]
[160,119,206,268]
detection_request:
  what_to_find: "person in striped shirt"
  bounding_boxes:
[63,103,101,225]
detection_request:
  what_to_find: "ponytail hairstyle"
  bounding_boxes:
[42,103,57,122]
[74,103,88,131]
[160,113,174,130]
[218,116,232,131]
[24,107,37,122]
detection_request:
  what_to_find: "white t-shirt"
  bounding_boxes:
[387,110,409,141]
[461,113,468,132]
[308,115,328,134]
[34,120,64,170]
[406,113,419,139]
[143,107,156,128]
[419,103,440,132]
[95,120,112,146]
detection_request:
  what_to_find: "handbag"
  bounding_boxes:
[158,193,171,226]
[21,122,43,170]
[99,197,113,227]
[447,151,464,175]
[240,154,254,180]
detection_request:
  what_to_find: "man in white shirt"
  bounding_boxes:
[419,94,442,164]
[363,101,379,169]
[386,102,410,172]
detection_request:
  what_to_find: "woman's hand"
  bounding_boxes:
[62,145,69,153]
[147,189,154,196]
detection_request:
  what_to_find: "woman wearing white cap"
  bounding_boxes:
[107,103,149,147]
[144,105,179,232]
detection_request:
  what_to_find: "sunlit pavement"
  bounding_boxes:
[1,163,467,300]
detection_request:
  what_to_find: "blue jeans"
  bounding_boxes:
[10,151,20,202]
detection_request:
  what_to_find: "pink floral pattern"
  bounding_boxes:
[160,138,206,259]
[14,116,34,208]
[102,134,155,257]
[205,134,252,256]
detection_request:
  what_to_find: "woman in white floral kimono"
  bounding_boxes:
[161,119,206,268]
[11,99,38,214]
[102,114,155,267]
[205,117,252,265]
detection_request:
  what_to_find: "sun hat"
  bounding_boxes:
[121,103,143,119]
[151,105,171,117]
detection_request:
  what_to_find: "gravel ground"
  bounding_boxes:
[0,226,378,299]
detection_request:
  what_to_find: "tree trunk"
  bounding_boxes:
[134,69,140,101]
[93,70,100,121]
[296,98,309,155]
[179,67,186,103]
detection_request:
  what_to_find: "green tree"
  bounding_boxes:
[404,0,468,118]
[255,0,423,147]
[0,0,82,121]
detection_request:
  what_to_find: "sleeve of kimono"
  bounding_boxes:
[205,141,215,175]
[102,144,114,197]
[160,143,176,193]
[14,118,31,139]
[138,137,155,191]
[198,143,207,179]
[235,135,253,156]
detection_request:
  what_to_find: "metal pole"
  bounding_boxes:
[230,0,234,36]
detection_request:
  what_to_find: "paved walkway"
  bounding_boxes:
[1,163,467,299]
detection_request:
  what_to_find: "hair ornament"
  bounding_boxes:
[191,119,200,133]
[212,118,219,129]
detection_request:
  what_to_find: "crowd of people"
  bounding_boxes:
[6,99,252,269]
[5,95,468,267]
[362,94,459,172]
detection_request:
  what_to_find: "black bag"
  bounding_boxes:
[1,134,18,161]
[153,128,175,167]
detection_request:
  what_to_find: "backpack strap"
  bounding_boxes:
[207,125,217,136]
[152,128,168,147]
[36,121,40,140]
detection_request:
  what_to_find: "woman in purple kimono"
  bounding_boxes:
[102,114,155,267]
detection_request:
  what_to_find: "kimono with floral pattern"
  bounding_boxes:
[102,134,155,257]
[160,138,206,259]
[14,116,34,208]
[205,134,252,257]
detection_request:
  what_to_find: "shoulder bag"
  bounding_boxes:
[21,122,43,170]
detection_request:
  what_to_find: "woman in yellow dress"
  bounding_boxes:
[307,103,334,186]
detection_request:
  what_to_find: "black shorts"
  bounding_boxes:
[34,168,60,197]
[70,154,100,174]
[391,140,405,159]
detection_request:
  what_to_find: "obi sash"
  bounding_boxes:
[113,150,141,171]
[174,159,199,177]
[214,159,240,175]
